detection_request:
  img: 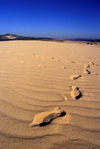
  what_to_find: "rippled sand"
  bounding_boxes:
[0,40,100,149]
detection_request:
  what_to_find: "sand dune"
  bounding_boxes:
[0,40,100,149]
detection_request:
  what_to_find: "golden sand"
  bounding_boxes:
[0,40,100,149]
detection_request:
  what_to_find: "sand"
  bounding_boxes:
[0,40,100,149]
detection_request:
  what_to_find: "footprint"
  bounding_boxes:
[84,64,90,68]
[89,61,95,66]
[83,69,91,74]
[62,66,66,69]
[70,75,81,80]
[71,86,82,100]
[29,107,66,127]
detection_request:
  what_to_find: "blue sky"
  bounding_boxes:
[0,0,100,39]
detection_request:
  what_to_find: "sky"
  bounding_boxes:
[0,0,100,39]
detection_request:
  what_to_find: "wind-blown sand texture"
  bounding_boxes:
[0,40,100,149]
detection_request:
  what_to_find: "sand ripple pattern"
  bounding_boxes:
[0,41,100,149]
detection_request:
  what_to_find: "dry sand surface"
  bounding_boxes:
[0,40,100,149]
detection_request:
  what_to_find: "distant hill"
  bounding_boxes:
[0,34,19,40]
[0,34,56,41]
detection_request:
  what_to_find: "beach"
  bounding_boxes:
[0,40,100,149]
